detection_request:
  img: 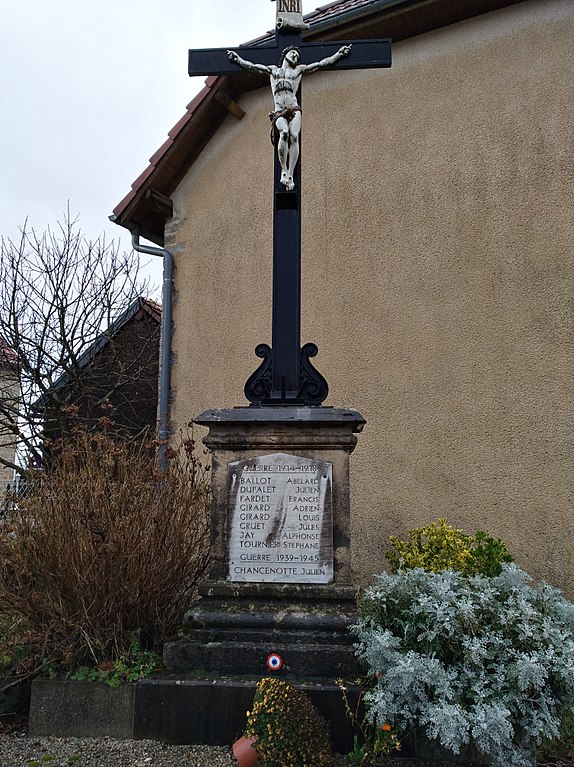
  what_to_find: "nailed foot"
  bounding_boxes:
[280,172,295,191]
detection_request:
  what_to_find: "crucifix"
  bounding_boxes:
[188,1,391,406]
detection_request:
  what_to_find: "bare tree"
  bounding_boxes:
[0,212,158,476]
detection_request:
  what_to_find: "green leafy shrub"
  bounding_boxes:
[0,424,210,673]
[354,566,574,767]
[245,677,332,767]
[386,518,513,576]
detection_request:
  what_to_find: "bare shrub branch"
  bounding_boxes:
[0,426,210,667]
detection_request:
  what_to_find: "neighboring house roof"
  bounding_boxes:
[0,338,17,369]
[308,0,378,23]
[35,297,161,407]
[112,0,524,245]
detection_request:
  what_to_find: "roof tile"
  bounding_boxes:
[0,338,17,367]
[307,0,373,24]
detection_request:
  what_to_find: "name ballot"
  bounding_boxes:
[227,453,333,583]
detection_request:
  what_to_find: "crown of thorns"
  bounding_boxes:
[280,45,300,64]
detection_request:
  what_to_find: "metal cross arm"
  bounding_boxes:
[188,40,391,78]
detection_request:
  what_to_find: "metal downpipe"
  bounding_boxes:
[130,230,173,469]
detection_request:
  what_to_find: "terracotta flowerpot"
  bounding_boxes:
[232,735,258,766]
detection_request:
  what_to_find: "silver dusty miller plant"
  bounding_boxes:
[353,565,574,767]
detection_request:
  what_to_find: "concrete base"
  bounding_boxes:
[28,676,360,753]
[29,679,135,739]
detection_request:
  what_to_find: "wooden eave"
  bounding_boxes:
[112,0,526,246]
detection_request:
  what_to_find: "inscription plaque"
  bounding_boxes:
[227,452,333,584]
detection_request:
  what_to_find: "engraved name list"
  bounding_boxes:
[227,452,333,584]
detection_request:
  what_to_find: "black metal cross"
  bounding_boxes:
[189,9,391,406]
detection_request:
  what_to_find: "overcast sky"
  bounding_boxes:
[0,1,289,288]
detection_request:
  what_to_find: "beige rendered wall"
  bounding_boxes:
[168,0,574,594]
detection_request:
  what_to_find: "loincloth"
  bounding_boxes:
[269,106,302,145]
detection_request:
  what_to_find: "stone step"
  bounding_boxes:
[164,636,362,677]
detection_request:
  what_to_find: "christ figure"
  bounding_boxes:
[228,43,352,191]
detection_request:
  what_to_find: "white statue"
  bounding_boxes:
[227,44,352,191]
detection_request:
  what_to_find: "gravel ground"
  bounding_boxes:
[0,732,352,767]
[0,733,236,767]
[1,732,572,767]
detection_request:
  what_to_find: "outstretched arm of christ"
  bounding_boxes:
[227,50,273,75]
[300,44,352,74]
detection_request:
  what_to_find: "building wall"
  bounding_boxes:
[43,309,161,443]
[0,366,19,499]
[167,1,574,593]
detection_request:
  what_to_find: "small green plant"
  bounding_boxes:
[69,642,161,687]
[336,678,400,766]
[25,754,80,767]
[245,677,332,767]
[345,736,362,767]
[26,759,55,767]
[386,518,513,576]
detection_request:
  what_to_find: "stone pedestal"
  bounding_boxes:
[164,407,365,679]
